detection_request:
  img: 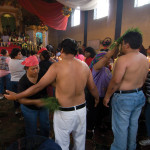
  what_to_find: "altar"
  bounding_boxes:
[0,2,49,51]
[25,25,48,48]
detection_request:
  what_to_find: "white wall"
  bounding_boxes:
[122,0,150,48]
[48,0,150,49]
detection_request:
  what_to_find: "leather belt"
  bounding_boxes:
[59,103,86,111]
[115,87,142,94]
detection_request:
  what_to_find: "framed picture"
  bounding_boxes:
[87,39,100,50]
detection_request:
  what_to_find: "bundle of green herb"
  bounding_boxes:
[41,97,59,112]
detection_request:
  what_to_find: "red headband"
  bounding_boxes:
[21,55,39,67]
[37,48,47,54]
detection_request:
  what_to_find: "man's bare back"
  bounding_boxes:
[115,52,149,91]
[53,57,91,107]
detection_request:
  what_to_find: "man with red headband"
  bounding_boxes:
[5,38,99,150]
[17,55,50,137]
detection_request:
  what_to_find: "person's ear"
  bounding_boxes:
[126,43,130,49]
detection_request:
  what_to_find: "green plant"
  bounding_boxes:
[41,97,59,112]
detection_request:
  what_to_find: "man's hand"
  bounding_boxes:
[4,90,17,100]
[94,98,99,107]
[103,97,110,107]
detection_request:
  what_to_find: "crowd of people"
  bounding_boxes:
[0,30,150,150]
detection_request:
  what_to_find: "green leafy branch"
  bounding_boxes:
[41,97,59,112]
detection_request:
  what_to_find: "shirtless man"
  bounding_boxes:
[103,31,149,150]
[5,38,99,150]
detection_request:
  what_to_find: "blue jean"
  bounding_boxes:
[111,91,145,150]
[0,73,11,94]
[21,104,50,137]
[11,81,20,109]
[145,102,150,137]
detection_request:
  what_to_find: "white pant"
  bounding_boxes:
[54,106,86,150]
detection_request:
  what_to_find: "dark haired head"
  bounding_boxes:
[21,49,27,56]
[1,49,7,55]
[46,45,55,53]
[85,47,96,58]
[10,48,21,59]
[41,50,50,61]
[123,31,142,49]
[60,38,78,56]
[30,51,37,56]
[77,48,84,55]
[82,43,86,47]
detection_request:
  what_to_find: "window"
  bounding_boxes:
[71,8,80,27]
[134,0,150,7]
[94,0,109,20]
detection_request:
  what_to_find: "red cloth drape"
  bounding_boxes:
[18,0,68,30]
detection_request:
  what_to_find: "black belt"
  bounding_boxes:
[115,87,142,94]
[59,103,86,111]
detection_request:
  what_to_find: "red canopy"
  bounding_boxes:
[18,0,68,30]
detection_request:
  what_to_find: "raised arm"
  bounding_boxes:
[86,69,99,107]
[103,56,127,107]
[4,63,57,100]
[93,45,118,71]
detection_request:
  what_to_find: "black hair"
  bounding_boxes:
[24,66,29,70]
[123,31,142,49]
[10,48,21,59]
[30,51,37,56]
[139,45,147,56]
[46,45,55,53]
[77,48,84,55]
[41,50,50,61]
[85,47,96,58]
[82,43,86,47]
[1,49,7,55]
[21,49,27,56]
[60,38,78,56]
[57,43,61,52]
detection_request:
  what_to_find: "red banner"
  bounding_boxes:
[18,0,68,30]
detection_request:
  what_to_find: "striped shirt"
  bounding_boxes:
[145,71,150,97]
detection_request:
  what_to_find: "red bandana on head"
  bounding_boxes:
[21,55,39,67]
[37,48,47,54]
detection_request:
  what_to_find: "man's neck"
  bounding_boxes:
[61,53,75,60]
[125,49,139,54]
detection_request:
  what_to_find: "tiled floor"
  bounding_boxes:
[0,98,150,150]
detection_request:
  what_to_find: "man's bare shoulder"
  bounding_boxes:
[76,58,90,70]
[116,55,127,64]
